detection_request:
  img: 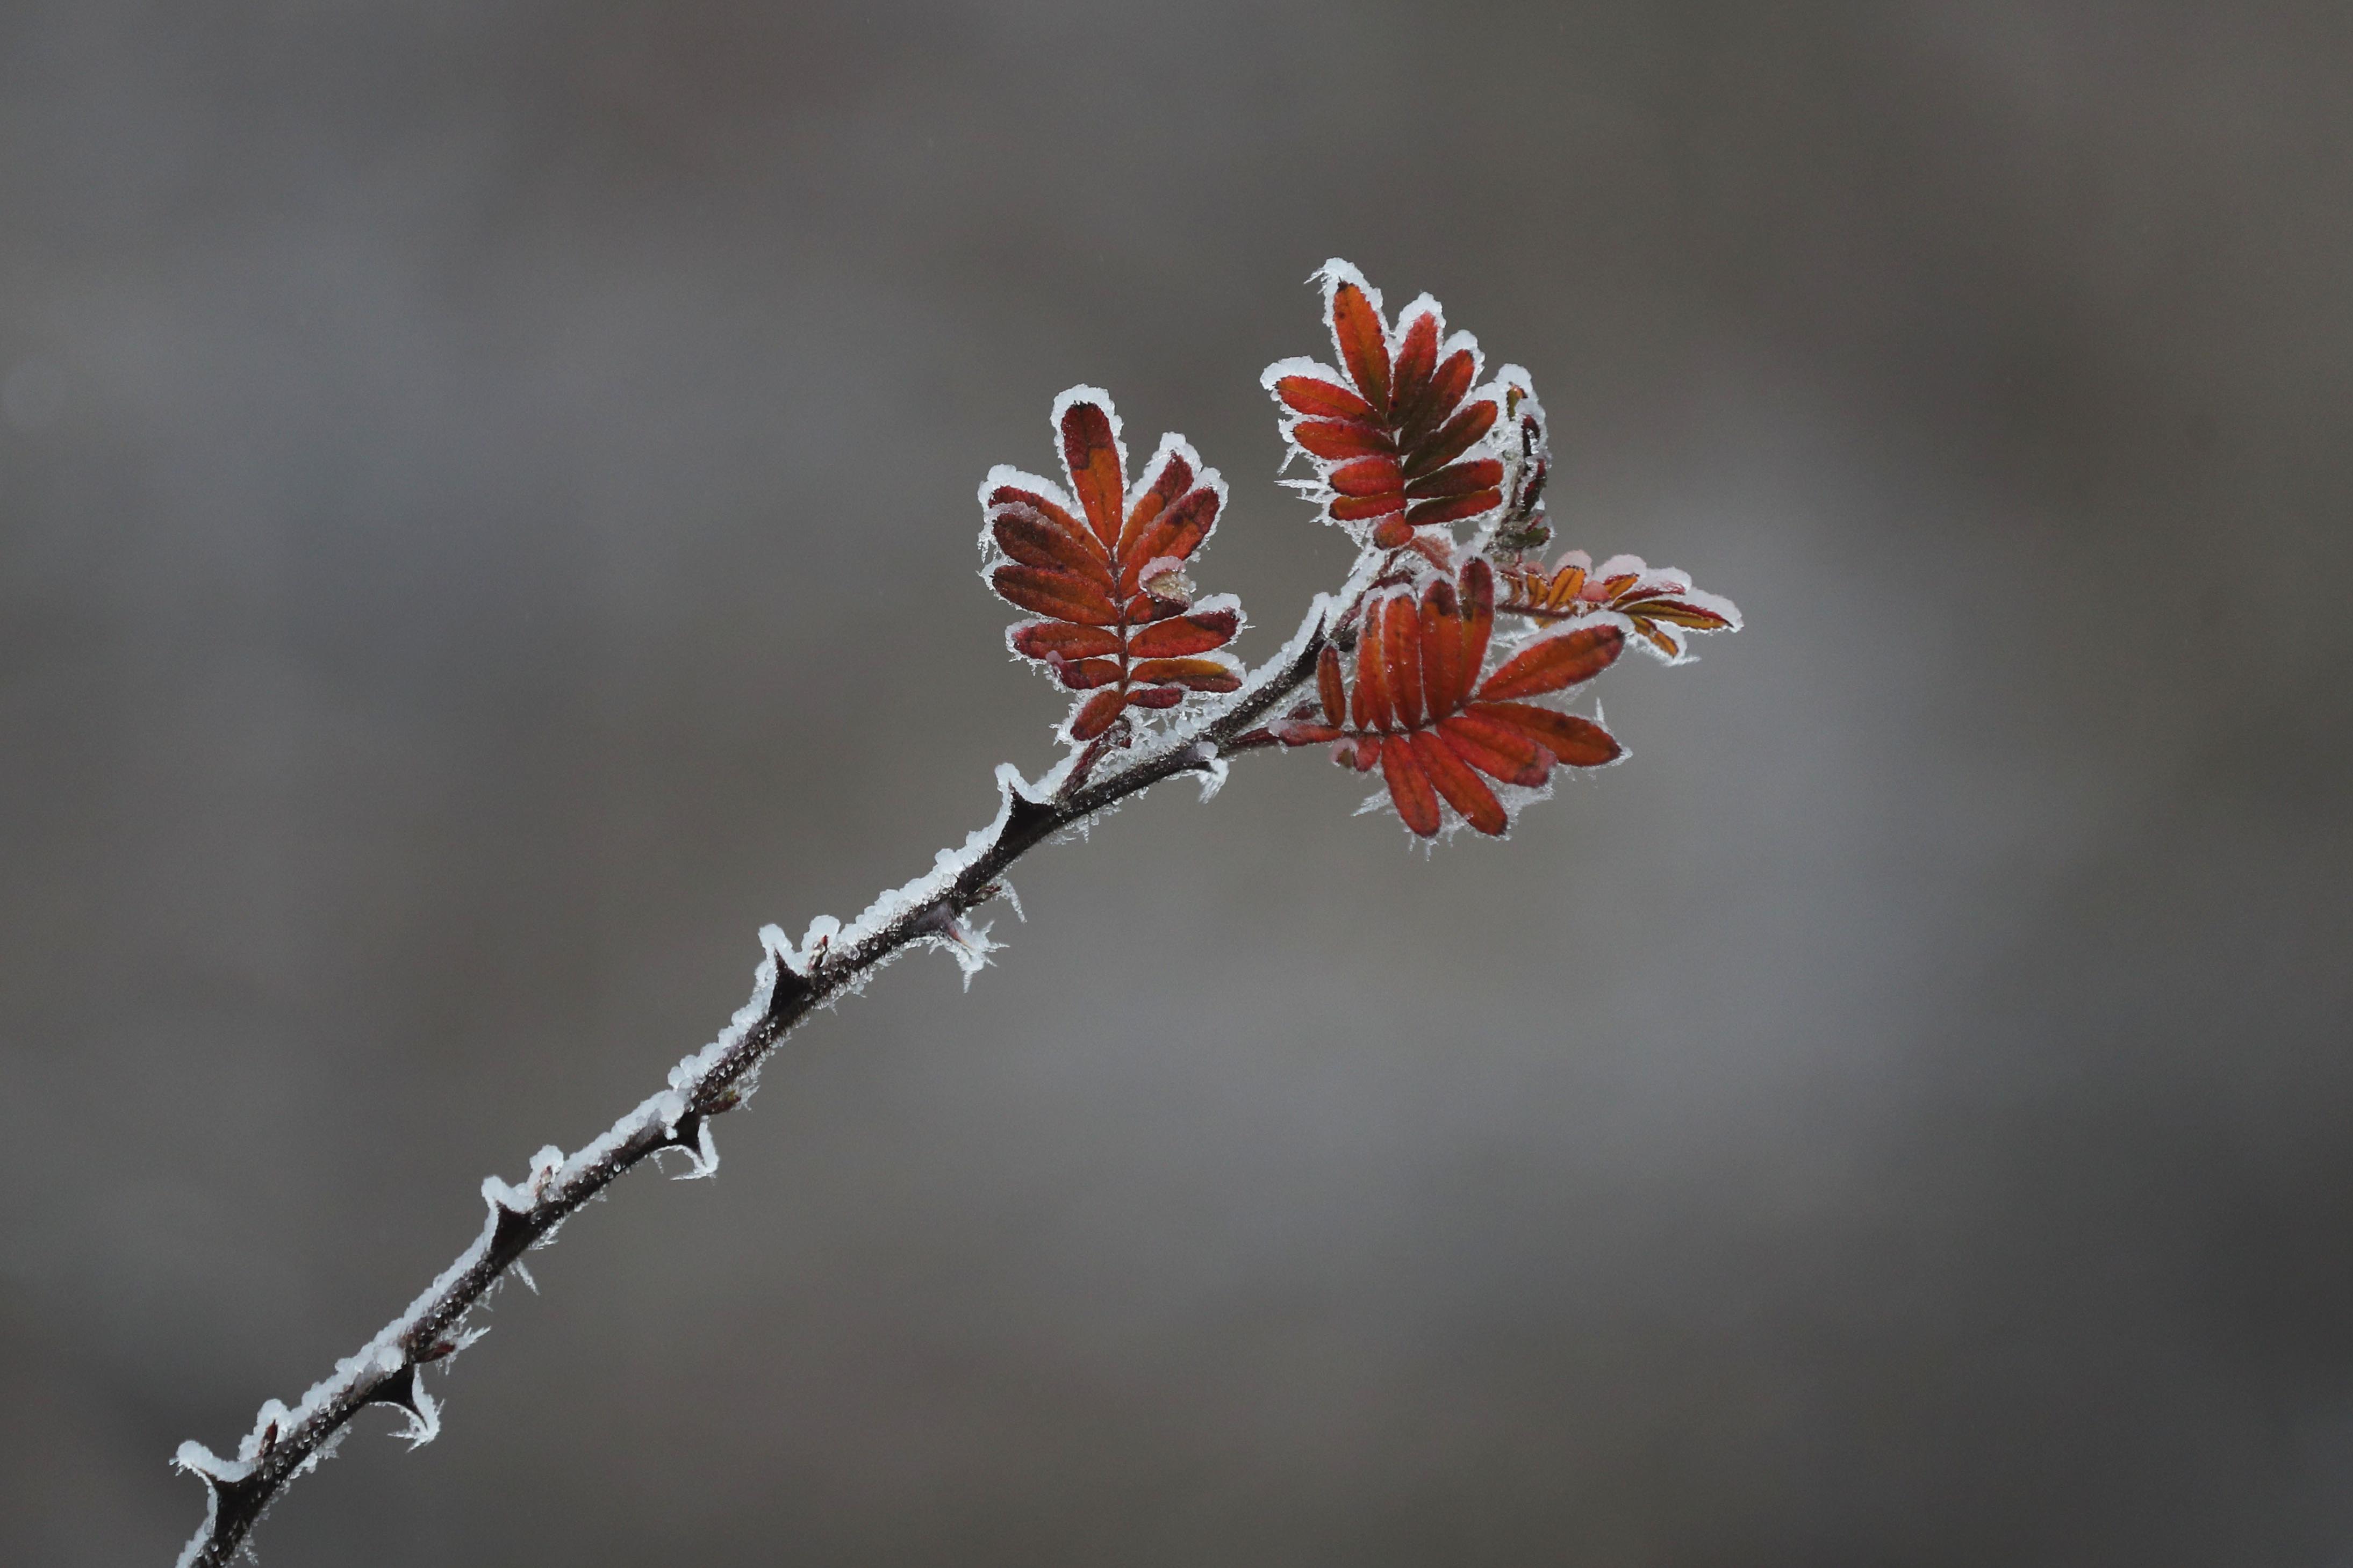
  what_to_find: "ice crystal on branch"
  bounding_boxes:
[980,387,1244,745]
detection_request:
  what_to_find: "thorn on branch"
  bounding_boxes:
[362,1364,422,1419]
[486,1201,540,1263]
[763,960,815,1024]
[1001,787,1060,845]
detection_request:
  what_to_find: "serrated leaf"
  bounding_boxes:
[982,390,1244,744]
[1129,609,1239,658]
[1070,688,1126,740]
[992,565,1120,625]
[1380,736,1441,836]
[1275,375,1374,420]
[1010,622,1122,661]
[1472,701,1620,767]
[1478,623,1623,701]
[1410,729,1507,835]
[1264,263,1504,544]
[1128,657,1242,692]
[1060,399,1127,549]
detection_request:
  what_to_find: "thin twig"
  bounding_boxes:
[170,591,1342,1568]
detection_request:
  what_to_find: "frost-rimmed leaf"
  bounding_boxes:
[1495,548,1743,663]
[1482,363,1554,557]
[980,386,1245,744]
[1261,260,1509,550]
[1268,558,1627,838]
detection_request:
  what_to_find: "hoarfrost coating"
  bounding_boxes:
[170,257,1741,1566]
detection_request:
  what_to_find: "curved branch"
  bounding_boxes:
[170,589,1345,1568]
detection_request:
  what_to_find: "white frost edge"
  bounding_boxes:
[980,400,1247,743]
[1260,260,1508,542]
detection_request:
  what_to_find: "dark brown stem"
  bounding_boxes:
[171,601,1337,1568]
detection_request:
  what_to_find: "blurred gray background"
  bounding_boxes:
[4,2,2351,1564]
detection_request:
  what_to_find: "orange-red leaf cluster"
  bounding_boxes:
[1277,560,1624,837]
[1264,262,1504,550]
[984,391,1242,742]
[1497,551,1739,660]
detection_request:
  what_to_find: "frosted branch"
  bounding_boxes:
[169,588,1342,1568]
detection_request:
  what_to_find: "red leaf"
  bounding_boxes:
[1401,401,1497,480]
[992,509,1114,585]
[1404,457,1503,501]
[1635,600,1734,630]
[1410,730,1507,835]
[1060,399,1126,549]
[1328,455,1405,497]
[1115,452,1194,559]
[1124,487,1219,580]
[987,485,1090,545]
[1129,657,1241,692]
[1269,272,1507,546]
[1053,657,1124,691]
[1275,375,1374,420]
[992,564,1120,625]
[1010,622,1120,661]
[1479,623,1624,701]
[1404,537,1453,574]
[1316,644,1346,725]
[1459,559,1495,707]
[1405,488,1503,528]
[1069,688,1127,740]
[1404,349,1475,441]
[1383,595,1424,731]
[1330,280,1391,418]
[1472,701,1622,767]
[988,388,1246,743]
[1390,310,1439,427]
[1418,577,1463,720]
[1138,451,1194,516]
[1634,620,1680,658]
[1290,420,1393,460]
[1376,737,1439,836]
[1353,613,1392,732]
[1130,608,1239,658]
[1438,710,1549,787]
[1332,492,1408,523]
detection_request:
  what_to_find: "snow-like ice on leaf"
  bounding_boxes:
[1261,260,1509,551]
[1496,549,1743,664]
[980,387,1245,745]
[1268,557,1627,839]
